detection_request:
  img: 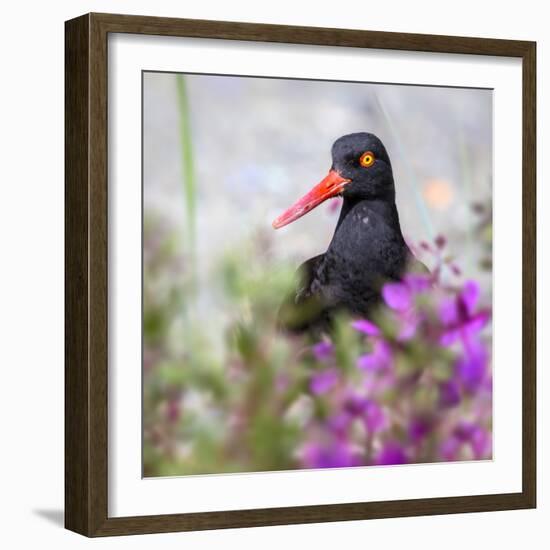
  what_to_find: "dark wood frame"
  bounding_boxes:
[65,12,537,537]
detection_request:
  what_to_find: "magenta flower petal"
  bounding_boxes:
[382,282,412,311]
[310,368,339,395]
[312,341,334,361]
[404,273,432,292]
[440,436,461,461]
[464,310,491,335]
[301,440,361,469]
[357,340,393,372]
[456,340,488,392]
[365,401,387,434]
[397,310,420,341]
[435,235,447,249]
[376,441,408,465]
[327,411,353,435]
[344,394,370,415]
[438,379,461,408]
[407,416,433,443]
[470,426,491,459]
[439,327,460,346]
[439,298,458,326]
[357,354,377,371]
[454,421,477,441]
[420,241,432,252]
[351,319,380,336]
[450,421,491,460]
[461,280,480,315]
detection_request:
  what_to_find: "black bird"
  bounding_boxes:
[272,132,425,332]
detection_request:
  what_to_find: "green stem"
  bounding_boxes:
[176,74,197,248]
[175,74,198,304]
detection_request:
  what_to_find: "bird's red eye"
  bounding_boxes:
[359,151,375,168]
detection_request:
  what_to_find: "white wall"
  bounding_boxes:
[0,0,546,547]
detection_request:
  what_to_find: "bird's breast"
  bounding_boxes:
[321,206,409,297]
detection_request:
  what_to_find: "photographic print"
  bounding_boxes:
[142,71,493,478]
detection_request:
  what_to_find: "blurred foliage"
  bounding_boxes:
[143,213,493,476]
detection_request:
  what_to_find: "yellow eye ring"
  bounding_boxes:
[359,151,375,168]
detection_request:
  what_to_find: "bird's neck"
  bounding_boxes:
[336,195,402,234]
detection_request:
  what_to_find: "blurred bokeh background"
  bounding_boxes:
[143,72,493,477]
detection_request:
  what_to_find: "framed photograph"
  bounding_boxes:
[65,13,536,536]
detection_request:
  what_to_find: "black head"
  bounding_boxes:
[272,132,395,229]
[331,132,395,201]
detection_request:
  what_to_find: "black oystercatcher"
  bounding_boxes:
[272,132,426,332]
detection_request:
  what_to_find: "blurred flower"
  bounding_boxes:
[439,280,490,346]
[376,441,408,465]
[357,340,393,373]
[435,234,447,249]
[438,379,461,408]
[144,220,493,475]
[351,319,380,336]
[382,281,413,312]
[341,394,388,434]
[301,439,361,469]
[382,274,432,312]
[408,416,434,443]
[312,340,334,360]
[440,435,461,460]
[310,368,339,395]
[441,422,491,460]
[455,339,489,392]
[364,400,388,434]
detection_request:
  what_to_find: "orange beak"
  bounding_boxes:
[272,170,350,229]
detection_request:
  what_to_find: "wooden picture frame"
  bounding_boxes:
[65,12,536,537]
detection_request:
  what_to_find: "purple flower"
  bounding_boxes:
[364,400,388,434]
[396,309,422,341]
[312,341,334,361]
[301,440,361,469]
[450,264,462,276]
[453,422,478,442]
[382,282,412,311]
[328,396,388,437]
[439,280,490,346]
[441,422,492,461]
[310,368,339,395]
[327,411,353,436]
[408,416,434,443]
[438,379,461,408]
[404,273,432,292]
[440,436,461,460]
[351,319,380,336]
[357,340,393,372]
[456,339,489,392]
[382,274,432,312]
[435,234,447,249]
[376,441,408,465]
[343,393,370,415]
[470,425,491,458]
[344,395,387,433]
